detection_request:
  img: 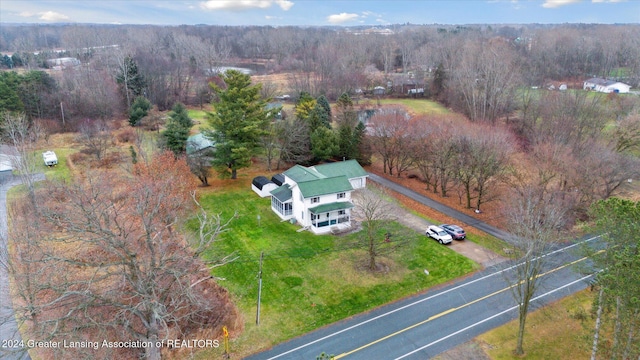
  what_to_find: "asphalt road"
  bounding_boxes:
[246,237,598,360]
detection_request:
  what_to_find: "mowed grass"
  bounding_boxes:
[188,187,477,358]
[377,98,452,115]
[475,289,594,359]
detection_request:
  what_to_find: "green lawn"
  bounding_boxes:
[189,188,478,358]
[377,98,452,115]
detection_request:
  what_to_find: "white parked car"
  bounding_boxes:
[426,225,453,245]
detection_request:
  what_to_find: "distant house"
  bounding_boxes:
[267,160,368,234]
[46,57,80,70]
[186,133,215,156]
[583,78,631,94]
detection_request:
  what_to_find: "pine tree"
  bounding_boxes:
[205,70,272,179]
[161,103,194,156]
[129,96,151,127]
[116,56,146,108]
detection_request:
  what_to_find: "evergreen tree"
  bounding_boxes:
[116,56,146,108]
[168,102,193,129]
[586,198,640,360]
[162,121,190,156]
[294,92,316,121]
[431,62,446,99]
[161,102,193,156]
[310,127,338,161]
[316,95,332,124]
[205,69,272,179]
[335,92,359,160]
[354,121,372,165]
[129,96,151,127]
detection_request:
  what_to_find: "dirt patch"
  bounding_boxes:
[433,340,492,360]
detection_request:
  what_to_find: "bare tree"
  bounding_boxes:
[1,112,40,203]
[369,107,411,176]
[76,118,113,161]
[502,185,571,356]
[351,187,408,272]
[6,152,237,360]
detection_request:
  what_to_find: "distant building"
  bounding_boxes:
[186,133,215,155]
[583,78,631,94]
[46,57,80,70]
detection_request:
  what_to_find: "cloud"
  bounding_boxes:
[542,0,581,8]
[200,0,293,11]
[19,10,69,22]
[327,12,360,24]
[592,0,627,2]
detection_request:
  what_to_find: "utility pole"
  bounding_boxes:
[60,102,65,127]
[256,251,263,325]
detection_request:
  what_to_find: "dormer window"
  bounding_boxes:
[311,197,320,204]
[337,192,346,199]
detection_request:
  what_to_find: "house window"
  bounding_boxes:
[338,210,345,215]
[337,192,345,199]
[311,214,317,220]
[311,197,320,204]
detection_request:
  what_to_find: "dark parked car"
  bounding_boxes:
[439,224,466,240]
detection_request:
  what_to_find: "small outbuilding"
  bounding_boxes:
[252,176,278,198]
[271,173,285,186]
[43,151,58,166]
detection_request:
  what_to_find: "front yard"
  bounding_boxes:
[189,186,478,358]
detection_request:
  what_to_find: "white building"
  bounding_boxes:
[268,160,368,234]
[583,78,631,94]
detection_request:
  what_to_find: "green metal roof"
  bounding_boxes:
[270,184,292,202]
[309,201,354,214]
[186,133,215,154]
[313,160,367,179]
[297,175,353,198]
[283,164,326,183]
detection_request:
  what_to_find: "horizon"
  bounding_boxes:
[1,1,639,27]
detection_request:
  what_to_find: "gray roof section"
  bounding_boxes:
[270,184,292,202]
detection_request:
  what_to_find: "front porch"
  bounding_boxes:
[309,202,354,234]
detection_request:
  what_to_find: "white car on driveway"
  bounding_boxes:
[426,225,453,244]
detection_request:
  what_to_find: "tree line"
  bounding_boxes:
[1,23,640,123]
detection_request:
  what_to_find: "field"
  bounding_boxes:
[477,289,594,359]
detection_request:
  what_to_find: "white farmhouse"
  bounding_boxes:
[583,78,631,94]
[269,160,368,234]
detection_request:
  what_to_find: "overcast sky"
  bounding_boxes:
[1,0,638,26]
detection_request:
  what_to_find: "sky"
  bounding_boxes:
[1,0,639,26]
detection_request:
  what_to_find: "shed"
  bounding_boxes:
[373,86,385,96]
[43,151,58,166]
[252,176,278,198]
[271,173,285,186]
[186,133,215,155]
